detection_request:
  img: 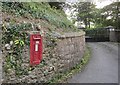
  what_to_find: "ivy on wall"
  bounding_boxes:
[2,22,32,76]
[2,22,58,77]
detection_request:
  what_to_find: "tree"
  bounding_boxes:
[101,2,120,29]
[73,2,96,29]
[48,0,65,9]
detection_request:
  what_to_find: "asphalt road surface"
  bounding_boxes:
[68,42,118,83]
[0,29,2,84]
[0,48,2,84]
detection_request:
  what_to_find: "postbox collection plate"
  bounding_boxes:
[30,34,43,65]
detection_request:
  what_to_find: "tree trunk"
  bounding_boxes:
[88,20,90,29]
[84,19,88,29]
[116,2,119,29]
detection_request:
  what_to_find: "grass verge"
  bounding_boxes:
[48,44,91,83]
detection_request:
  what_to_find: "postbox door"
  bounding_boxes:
[30,34,42,65]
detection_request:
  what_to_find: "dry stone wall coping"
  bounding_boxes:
[57,32,85,39]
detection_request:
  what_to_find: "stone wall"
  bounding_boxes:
[56,32,85,72]
[2,32,85,83]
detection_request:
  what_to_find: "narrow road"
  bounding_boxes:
[68,42,118,83]
[0,48,2,84]
[0,29,2,84]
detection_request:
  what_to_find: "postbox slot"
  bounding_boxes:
[35,41,39,51]
[33,37,41,40]
[35,44,38,51]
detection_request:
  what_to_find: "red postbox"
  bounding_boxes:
[30,34,43,65]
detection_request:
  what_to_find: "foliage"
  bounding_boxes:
[2,22,32,76]
[1,2,83,82]
[69,2,119,29]
[2,22,59,78]
[2,2,77,31]
[71,2,96,29]
[101,2,120,29]
[48,2,65,9]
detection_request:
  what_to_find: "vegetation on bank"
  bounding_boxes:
[2,2,79,32]
[1,2,85,83]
